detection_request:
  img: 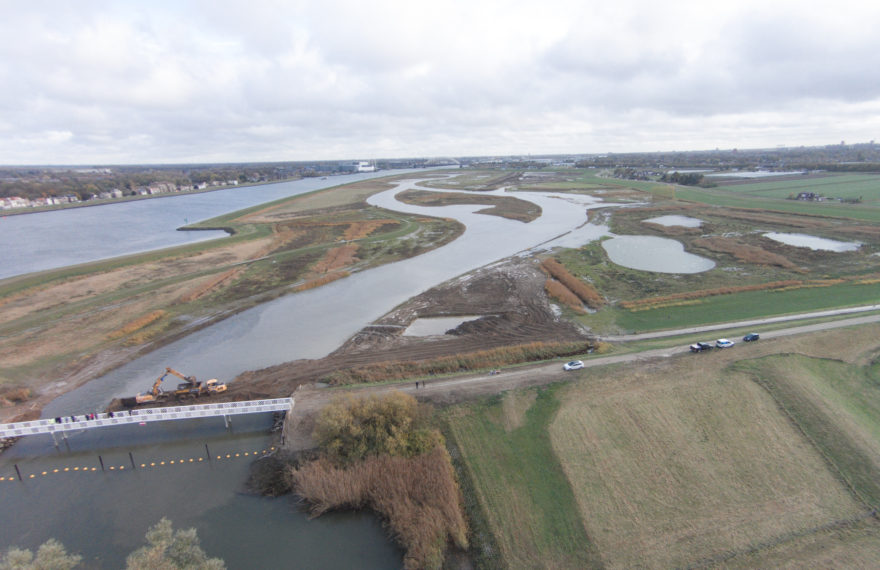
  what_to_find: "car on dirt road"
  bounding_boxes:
[563,360,584,371]
[690,342,713,352]
[715,338,735,348]
[743,333,760,342]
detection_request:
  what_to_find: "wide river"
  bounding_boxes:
[0,170,407,281]
[1,173,614,567]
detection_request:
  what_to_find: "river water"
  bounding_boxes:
[1,175,614,567]
[0,170,407,281]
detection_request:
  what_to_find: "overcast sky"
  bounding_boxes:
[2,0,879,164]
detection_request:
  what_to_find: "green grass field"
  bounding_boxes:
[719,173,880,204]
[447,332,880,568]
[609,281,880,333]
[444,388,601,568]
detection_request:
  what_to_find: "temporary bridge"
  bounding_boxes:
[0,398,294,444]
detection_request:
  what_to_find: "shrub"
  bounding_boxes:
[291,446,468,570]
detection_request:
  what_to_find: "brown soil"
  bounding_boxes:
[219,257,591,400]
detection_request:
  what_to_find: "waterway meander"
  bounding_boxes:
[1,174,615,566]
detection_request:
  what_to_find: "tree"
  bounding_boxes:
[0,539,81,570]
[125,518,224,570]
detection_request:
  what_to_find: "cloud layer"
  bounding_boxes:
[1,0,879,164]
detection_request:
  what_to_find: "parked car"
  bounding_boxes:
[690,342,713,352]
[743,333,760,342]
[715,338,735,348]
[563,360,584,371]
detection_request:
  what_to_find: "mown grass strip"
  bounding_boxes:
[734,355,880,509]
[445,387,601,568]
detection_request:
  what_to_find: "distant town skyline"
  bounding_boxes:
[2,0,879,165]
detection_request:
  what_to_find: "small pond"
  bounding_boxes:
[643,215,703,228]
[602,236,715,273]
[403,315,484,336]
[764,232,861,252]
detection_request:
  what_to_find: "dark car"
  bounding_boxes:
[743,333,760,342]
[690,342,713,352]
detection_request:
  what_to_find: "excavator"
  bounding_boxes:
[121,367,227,407]
[165,367,227,399]
[120,372,170,407]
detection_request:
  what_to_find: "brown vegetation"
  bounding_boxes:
[106,310,167,340]
[322,340,597,385]
[544,279,585,313]
[291,447,468,569]
[291,391,468,569]
[291,271,350,292]
[178,269,240,303]
[620,280,803,310]
[694,236,800,269]
[541,258,604,309]
[311,244,359,274]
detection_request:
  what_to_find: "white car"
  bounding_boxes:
[715,338,735,348]
[563,360,584,371]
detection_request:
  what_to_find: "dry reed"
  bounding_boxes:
[178,269,239,303]
[292,271,350,292]
[291,446,469,570]
[324,340,596,384]
[694,237,799,269]
[544,279,586,313]
[106,310,167,339]
[620,281,802,310]
[312,244,359,273]
[541,259,604,308]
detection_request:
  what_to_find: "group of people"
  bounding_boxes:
[53,410,129,424]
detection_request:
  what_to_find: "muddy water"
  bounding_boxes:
[4,177,616,567]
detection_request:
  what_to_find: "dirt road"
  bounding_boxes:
[282,311,880,450]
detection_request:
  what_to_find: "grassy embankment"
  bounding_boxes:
[0,174,463,409]
[444,387,601,568]
[448,328,880,568]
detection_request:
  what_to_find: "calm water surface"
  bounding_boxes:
[3,175,616,568]
[0,170,406,280]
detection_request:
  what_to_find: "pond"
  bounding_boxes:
[764,232,861,252]
[403,316,485,336]
[643,215,703,228]
[602,236,715,273]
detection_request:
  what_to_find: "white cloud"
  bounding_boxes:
[0,0,878,163]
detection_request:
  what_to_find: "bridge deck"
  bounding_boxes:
[0,398,294,439]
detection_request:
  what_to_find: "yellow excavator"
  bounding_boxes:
[166,367,228,399]
[121,367,227,407]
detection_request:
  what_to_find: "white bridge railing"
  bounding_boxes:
[0,398,294,439]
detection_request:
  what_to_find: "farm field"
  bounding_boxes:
[717,173,880,204]
[447,325,880,568]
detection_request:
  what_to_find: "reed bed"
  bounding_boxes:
[178,269,239,303]
[620,281,802,310]
[291,446,469,570]
[292,271,349,292]
[544,279,586,313]
[323,340,596,385]
[540,258,604,308]
[106,310,167,340]
[693,237,799,269]
[312,244,359,273]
